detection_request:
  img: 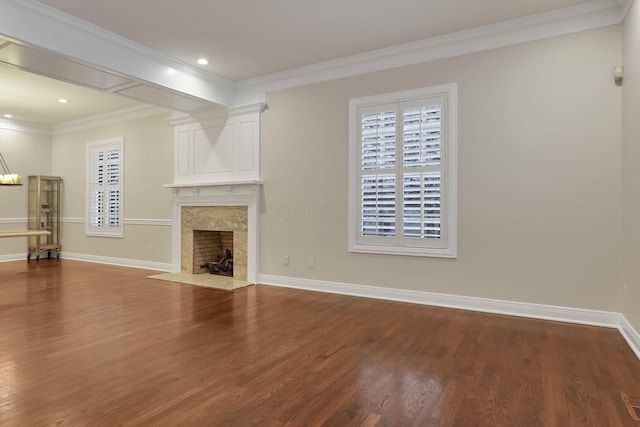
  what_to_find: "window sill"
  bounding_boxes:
[349,243,457,258]
[86,230,124,239]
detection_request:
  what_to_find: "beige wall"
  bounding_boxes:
[261,26,623,311]
[51,113,174,264]
[0,23,631,319]
[0,129,51,255]
[622,0,640,331]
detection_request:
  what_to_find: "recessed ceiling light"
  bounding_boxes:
[58,98,68,104]
[197,58,209,65]
[3,114,13,118]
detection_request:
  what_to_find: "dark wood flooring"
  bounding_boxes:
[0,259,639,426]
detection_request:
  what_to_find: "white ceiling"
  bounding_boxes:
[37,0,592,80]
[0,64,141,126]
[0,0,624,127]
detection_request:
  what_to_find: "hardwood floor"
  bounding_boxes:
[0,259,639,426]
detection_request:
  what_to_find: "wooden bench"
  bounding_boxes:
[0,230,51,238]
[0,230,54,260]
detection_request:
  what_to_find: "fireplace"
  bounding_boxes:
[158,105,263,290]
[165,183,260,286]
[181,205,248,281]
[193,230,234,276]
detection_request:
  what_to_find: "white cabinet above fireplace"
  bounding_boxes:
[166,102,265,186]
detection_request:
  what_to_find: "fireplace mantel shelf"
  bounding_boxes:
[163,180,262,189]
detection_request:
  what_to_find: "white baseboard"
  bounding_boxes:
[61,252,173,272]
[0,253,26,262]
[619,315,640,360]
[2,259,638,359]
[258,274,640,360]
[258,274,620,328]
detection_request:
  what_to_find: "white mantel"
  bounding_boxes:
[166,104,265,282]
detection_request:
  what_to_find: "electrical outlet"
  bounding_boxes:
[283,255,289,266]
[148,245,154,254]
[624,284,628,301]
[307,257,315,268]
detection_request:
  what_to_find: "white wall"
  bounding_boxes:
[0,129,51,257]
[260,26,623,311]
[622,0,640,332]
[51,113,174,265]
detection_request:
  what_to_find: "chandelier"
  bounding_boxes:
[0,152,22,186]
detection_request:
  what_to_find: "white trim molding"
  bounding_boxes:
[0,118,51,135]
[258,274,640,359]
[0,253,26,262]
[0,218,28,225]
[53,105,169,135]
[61,252,172,272]
[61,217,172,226]
[258,274,620,327]
[619,315,640,360]
[0,106,169,136]
[0,0,631,108]
[123,218,172,227]
[235,0,632,104]
[61,217,84,224]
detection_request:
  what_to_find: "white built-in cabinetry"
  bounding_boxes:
[166,102,265,186]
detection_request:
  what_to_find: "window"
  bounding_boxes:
[86,138,124,237]
[348,84,457,257]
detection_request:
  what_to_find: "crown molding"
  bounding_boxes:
[52,105,169,135]
[1,105,169,136]
[0,0,632,112]
[166,102,266,126]
[228,102,267,117]
[616,0,635,18]
[234,0,631,104]
[0,118,51,135]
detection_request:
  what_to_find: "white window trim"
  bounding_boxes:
[85,137,124,238]
[348,84,457,258]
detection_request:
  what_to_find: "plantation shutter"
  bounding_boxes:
[401,102,443,242]
[87,139,123,237]
[356,96,447,248]
[349,84,456,257]
[360,110,397,240]
[104,148,121,227]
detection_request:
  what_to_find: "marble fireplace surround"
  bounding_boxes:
[168,183,260,283]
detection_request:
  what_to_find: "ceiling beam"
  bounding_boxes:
[0,0,236,108]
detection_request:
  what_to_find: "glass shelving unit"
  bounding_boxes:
[27,175,61,260]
